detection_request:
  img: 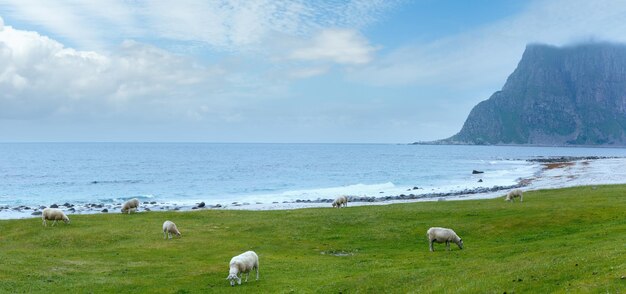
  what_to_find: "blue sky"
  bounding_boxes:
[1,0,626,143]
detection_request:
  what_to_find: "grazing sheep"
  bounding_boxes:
[505,189,523,202]
[42,208,70,226]
[227,251,259,286]
[332,195,348,208]
[121,198,140,214]
[427,227,463,251]
[162,220,181,239]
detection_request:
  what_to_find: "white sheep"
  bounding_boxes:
[121,198,140,214]
[426,227,463,251]
[162,220,181,239]
[332,195,348,208]
[42,208,70,226]
[505,189,523,202]
[226,251,259,286]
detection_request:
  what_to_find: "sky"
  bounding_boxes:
[1,0,626,143]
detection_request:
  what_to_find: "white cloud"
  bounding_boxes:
[289,29,377,65]
[288,66,330,79]
[0,0,396,51]
[0,16,4,31]
[0,24,255,120]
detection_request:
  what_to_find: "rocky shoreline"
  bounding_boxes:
[526,156,618,163]
[1,156,621,219]
[0,182,529,219]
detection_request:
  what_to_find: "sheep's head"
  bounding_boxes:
[63,217,70,224]
[176,231,181,237]
[457,238,464,249]
[332,202,337,208]
[227,273,240,286]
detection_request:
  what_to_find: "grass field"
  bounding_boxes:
[0,185,624,293]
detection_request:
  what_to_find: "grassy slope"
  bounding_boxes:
[0,185,624,293]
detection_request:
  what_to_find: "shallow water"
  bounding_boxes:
[2,143,626,206]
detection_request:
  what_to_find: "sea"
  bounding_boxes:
[2,143,626,207]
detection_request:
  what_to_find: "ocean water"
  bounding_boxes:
[1,143,626,206]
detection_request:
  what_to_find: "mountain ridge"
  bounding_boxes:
[426,42,626,146]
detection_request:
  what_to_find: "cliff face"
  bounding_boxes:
[443,43,626,145]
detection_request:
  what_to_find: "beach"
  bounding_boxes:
[2,156,625,219]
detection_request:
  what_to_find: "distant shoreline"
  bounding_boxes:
[411,141,626,149]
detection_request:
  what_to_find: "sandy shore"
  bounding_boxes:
[2,156,626,219]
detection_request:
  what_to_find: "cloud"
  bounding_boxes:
[289,29,377,65]
[288,66,330,79]
[0,0,397,52]
[0,0,126,49]
[0,24,253,121]
[0,16,4,31]
[138,0,396,51]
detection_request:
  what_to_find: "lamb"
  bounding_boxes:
[505,189,523,202]
[121,198,140,214]
[226,251,259,286]
[332,195,348,208]
[42,208,70,226]
[426,227,463,251]
[162,220,181,239]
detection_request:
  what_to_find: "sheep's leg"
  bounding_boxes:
[520,196,523,202]
[429,239,434,252]
[163,231,167,239]
[256,266,259,280]
[42,219,46,226]
[52,220,57,226]
[245,272,249,282]
[446,241,450,251]
[169,232,172,239]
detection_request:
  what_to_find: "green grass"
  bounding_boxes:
[0,185,625,293]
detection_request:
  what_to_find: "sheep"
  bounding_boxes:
[332,195,348,208]
[162,220,181,239]
[121,198,140,214]
[226,251,259,286]
[426,227,463,251]
[505,189,523,202]
[42,208,70,226]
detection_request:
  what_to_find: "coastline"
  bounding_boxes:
[2,156,626,219]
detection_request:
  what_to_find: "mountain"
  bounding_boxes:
[435,43,626,146]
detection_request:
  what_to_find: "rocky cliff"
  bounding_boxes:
[438,43,626,145]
